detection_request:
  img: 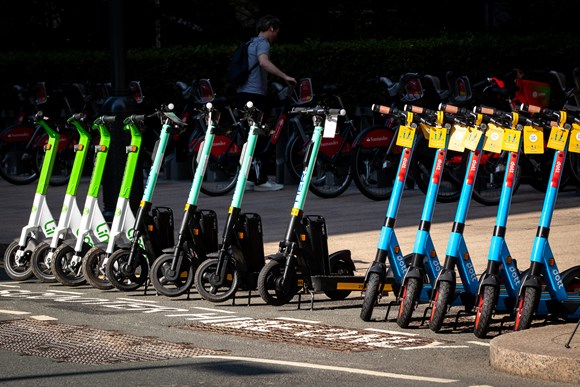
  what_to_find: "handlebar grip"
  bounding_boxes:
[474,106,496,116]
[328,108,346,116]
[131,114,146,123]
[371,104,391,115]
[100,115,117,124]
[404,104,430,114]
[71,113,85,121]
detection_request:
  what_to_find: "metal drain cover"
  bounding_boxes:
[0,319,227,364]
[181,319,445,352]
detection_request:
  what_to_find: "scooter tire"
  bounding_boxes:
[473,285,499,338]
[82,246,114,290]
[51,243,86,286]
[514,286,540,331]
[429,280,452,332]
[396,277,421,328]
[194,258,239,303]
[31,241,57,282]
[257,259,298,306]
[4,240,35,281]
[106,248,149,291]
[150,253,195,298]
[360,272,381,321]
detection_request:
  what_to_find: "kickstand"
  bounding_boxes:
[384,300,400,321]
[421,305,433,326]
[247,290,252,306]
[453,309,472,330]
[565,318,580,348]
[497,315,513,335]
[143,279,150,296]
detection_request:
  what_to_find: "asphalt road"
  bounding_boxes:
[1,177,579,386]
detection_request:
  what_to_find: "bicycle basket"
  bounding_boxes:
[196,79,215,103]
[515,79,551,107]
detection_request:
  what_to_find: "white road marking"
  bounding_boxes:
[365,328,419,336]
[401,342,470,350]
[50,290,83,295]
[467,341,491,347]
[276,317,320,323]
[192,306,237,313]
[31,315,58,321]
[198,355,459,383]
[199,317,254,323]
[0,309,30,315]
[117,297,156,303]
[0,284,21,288]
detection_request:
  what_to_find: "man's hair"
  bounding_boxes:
[256,15,281,33]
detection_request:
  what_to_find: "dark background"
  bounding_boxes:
[2,0,579,51]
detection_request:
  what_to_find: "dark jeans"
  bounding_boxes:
[236,92,271,185]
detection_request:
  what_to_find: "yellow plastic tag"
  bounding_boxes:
[502,128,521,152]
[523,125,544,154]
[547,126,569,150]
[428,126,447,149]
[463,127,483,151]
[396,125,416,148]
[568,125,580,153]
[482,124,504,153]
[448,125,467,152]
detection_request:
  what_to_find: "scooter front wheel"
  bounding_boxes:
[51,244,86,286]
[514,286,540,331]
[150,253,195,297]
[397,277,421,328]
[4,240,35,281]
[31,241,56,282]
[106,248,149,291]
[257,259,299,306]
[429,280,452,332]
[82,246,113,290]
[194,258,239,303]
[473,285,499,338]
[360,272,382,321]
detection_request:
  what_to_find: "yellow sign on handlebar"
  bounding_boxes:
[523,125,544,154]
[483,123,503,153]
[502,128,521,152]
[547,126,569,151]
[463,127,483,151]
[396,125,416,148]
[428,126,447,149]
[568,124,580,153]
[448,125,467,152]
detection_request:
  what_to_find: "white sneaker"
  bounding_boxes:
[254,180,284,192]
[245,181,255,191]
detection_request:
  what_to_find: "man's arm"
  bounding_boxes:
[258,53,296,86]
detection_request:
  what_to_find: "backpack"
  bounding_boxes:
[226,40,259,87]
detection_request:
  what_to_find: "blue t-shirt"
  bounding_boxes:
[237,36,270,96]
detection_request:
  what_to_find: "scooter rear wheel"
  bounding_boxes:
[360,272,382,321]
[82,246,114,290]
[396,277,421,328]
[514,286,540,331]
[257,259,299,306]
[51,243,87,286]
[106,248,149,291]
[31,241,56,282]
[323,258,354,300]
[473,285,499,338]
[4,240,35,281]
[429,280,452,332]
[194,258,239,303]
[150,253,195,297]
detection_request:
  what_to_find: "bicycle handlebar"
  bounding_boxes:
[291,107,345,116]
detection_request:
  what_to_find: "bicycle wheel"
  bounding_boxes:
[352,140,400,201]
[472,151,519,206]
[514,286,540,331]
[0,140,38,185]
[429,280,452,332]
[309,154,353,199]
[150,253,196,297]
[194,258,239,303]
[285,131,307,182]
[396,277,421,328]
[193,134,240,196]
[473,285,499,338]
[323,258,354,300]
[106,248,149,291]
[51,243,86,286]
[412,151,464,203]
[82,246,114,290]
[257,259,299,306]
[3,240,35,281]
[360,272,382,321]
[568,152,580,183]
[31,241,56,282]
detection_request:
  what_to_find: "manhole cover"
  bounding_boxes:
[180,318,445,352]
[0,319,228,364]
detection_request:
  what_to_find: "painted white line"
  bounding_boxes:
[117,298,156,303]
[0,284,21,288]
[192,307,237,314]
[198,355,458,383]
[276,317,320,324]
[0,309,30,315]
[200,317,254,323]
[467,341,491,347]
[50,290,83,295]
[365,328,418,336]
[31,315,58,321]
[401,341,470,350]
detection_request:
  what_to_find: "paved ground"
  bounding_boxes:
[1,175,579,384]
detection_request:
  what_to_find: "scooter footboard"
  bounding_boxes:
[235,212,265,272]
